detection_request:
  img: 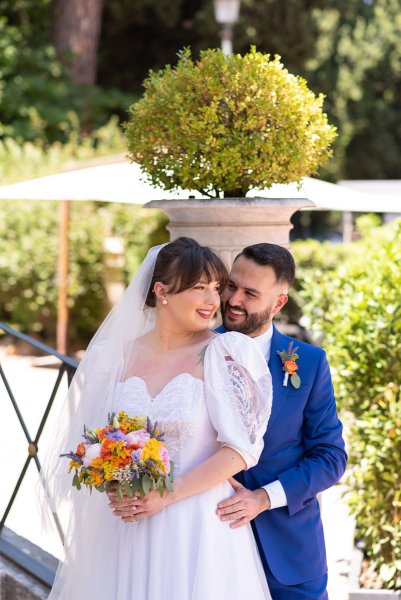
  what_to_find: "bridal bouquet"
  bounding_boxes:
[61,411,174,501]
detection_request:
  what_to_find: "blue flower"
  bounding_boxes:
[105,430,126,442]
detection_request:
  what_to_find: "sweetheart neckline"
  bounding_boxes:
[119,372,204,401]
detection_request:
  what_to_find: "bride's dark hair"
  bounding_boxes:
[145,237,229,307]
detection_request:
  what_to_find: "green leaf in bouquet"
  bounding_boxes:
[96,483,105,493]
[165,474,174,493]
[117,484,124,502]
[72,473,81,491]
[156,480,165,498]
[142,474,151,495]
[130,477,140,494]
[124,480,133,498]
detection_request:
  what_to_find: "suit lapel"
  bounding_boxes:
[267,325,290,429]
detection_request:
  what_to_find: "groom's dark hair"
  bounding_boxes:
[235,243,296,287]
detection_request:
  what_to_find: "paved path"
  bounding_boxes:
[0,349,355,596]
[322,483,355,599]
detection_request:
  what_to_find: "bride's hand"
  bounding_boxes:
[128,489,171,522]
[107,489,141,522]
[107,489,170,523]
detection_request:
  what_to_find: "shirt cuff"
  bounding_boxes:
[262,480,288,509]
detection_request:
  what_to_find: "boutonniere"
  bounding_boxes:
[277,342,301,389]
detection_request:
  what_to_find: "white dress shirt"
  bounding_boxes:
[253,325,288,510]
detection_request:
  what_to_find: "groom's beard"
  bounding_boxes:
[221,301,272,336]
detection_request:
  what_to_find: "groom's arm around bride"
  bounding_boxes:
[216,243,347,600]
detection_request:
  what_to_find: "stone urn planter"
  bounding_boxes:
[125,47,336,253]
[146,197,313,266]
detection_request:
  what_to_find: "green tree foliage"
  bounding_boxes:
[98,0,210,92]
[99,0,401,182]
[237,0,401,180]
[0,0,133,144]
[126,48,335,197]
[2,0,400,180]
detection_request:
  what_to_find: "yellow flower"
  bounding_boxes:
[88,471,104,486]
[141,438,162,462]
[68,459,81,473]
[118,411,147,433]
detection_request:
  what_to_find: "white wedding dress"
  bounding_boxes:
[48,332,272,600]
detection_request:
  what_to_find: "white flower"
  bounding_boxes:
[82,442,101,467]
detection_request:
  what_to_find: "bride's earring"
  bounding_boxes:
[162,299,168,305]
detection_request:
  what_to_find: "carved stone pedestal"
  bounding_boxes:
[146,197,314,267]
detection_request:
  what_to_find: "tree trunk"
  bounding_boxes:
[52,0,104,85]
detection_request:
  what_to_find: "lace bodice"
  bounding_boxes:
[115,373,203,475]
[114,332,273,478]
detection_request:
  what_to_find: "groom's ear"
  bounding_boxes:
[271,293,288,317]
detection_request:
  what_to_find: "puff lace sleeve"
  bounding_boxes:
[204,332,272,469]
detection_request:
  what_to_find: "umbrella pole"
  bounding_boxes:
[57,200,70,355]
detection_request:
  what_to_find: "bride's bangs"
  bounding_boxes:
[171,248,229,295]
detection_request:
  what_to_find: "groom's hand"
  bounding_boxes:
[216,478,271,528]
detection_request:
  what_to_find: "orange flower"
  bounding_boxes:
[100,438,117,458]
[97,426,111,440]
[76,443,86,457]
[284,360,298,375]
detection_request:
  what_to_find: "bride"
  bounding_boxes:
[44,237,273,599]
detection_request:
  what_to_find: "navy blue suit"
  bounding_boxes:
[216,325,347,597]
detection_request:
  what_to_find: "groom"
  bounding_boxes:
[215,243,347,600]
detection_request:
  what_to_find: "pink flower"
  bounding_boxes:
[125,428,150,449]
[82,443,101,467]
[159,446,170,474]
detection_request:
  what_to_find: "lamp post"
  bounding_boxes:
[213,0,241,55]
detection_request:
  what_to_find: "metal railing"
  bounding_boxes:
[0,322,78,588]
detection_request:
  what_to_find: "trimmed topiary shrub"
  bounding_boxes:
[125,47,336,198]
